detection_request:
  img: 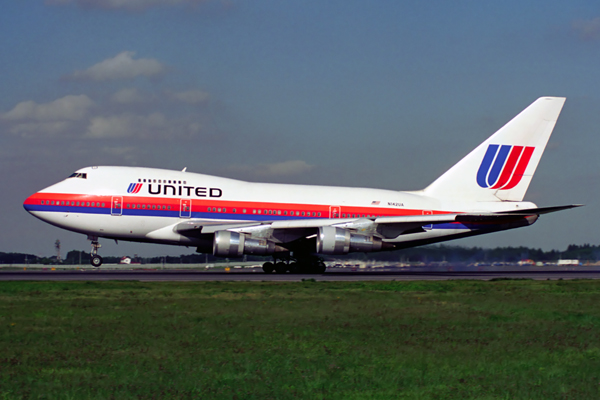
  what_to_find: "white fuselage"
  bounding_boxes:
[23,166,537,252]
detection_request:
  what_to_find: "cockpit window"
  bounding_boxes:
[68,173,87,179]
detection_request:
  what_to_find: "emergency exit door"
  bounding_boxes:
[111,196,122,216]
[180,199,191,218]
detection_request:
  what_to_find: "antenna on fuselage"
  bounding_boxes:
[182,167,187,172]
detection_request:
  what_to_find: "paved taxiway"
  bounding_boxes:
[2,270,600,281]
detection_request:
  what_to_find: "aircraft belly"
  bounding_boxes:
[30,211,177,239]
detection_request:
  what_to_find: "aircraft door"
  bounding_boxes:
[180,199,192,218]
[423,210,433,230]
[329,206,341,218]
[111,196,123,216]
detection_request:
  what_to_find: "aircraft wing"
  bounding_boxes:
[174,204,581,242]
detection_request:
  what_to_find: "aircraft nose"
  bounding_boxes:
[23,193,39,214]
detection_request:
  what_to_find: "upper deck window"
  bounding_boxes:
[68,173,87,179]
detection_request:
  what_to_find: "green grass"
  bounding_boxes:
[1,280,600,399]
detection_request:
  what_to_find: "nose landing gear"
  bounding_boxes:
[88,236,103,267]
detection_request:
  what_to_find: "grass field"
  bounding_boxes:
[1,279,600,399]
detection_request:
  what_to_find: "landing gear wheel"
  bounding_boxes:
[275,262,288,274]
[288,262,299,274]
[262,262,274,274]
[88,237,103,268]
[90,255,103,268]
[315,263,326,274]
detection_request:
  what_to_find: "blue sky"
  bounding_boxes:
[2,0,600,258]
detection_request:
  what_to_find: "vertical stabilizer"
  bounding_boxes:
[423,97,566,202]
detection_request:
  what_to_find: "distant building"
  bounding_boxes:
[557,259,581,266]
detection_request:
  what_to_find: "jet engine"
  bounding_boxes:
[213,230,286,257]
[316,226,384,255]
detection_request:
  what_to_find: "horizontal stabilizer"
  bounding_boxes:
[496,204,583,215]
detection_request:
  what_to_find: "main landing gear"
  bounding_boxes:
[88,236,103,268]
[262,255,326,274]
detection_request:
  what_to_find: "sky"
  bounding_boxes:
[2,0,600,258]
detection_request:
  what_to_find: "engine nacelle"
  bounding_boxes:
[213,231,286,257]
[316,226,384,255]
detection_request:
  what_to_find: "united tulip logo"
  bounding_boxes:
[127,183,143,194]
[476,144,534,190]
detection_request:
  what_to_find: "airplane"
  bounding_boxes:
[23,97,580,273]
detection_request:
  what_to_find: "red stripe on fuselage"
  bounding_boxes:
[25,192,451,218]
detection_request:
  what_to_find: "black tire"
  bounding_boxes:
[90,255,103,268]
[262,262,275,273]
[274,262,288,274]
[288,262,299,274]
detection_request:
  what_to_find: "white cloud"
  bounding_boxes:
[229,160,315,178]
[2,87,212,140]
[168,90,210,104]
[2,95,93,121]
[86,112,169,138]
[572,17,600,41]
[7,121,75,138]
[46,0,212,12]
[111,88,152,104]
[67,51,166,81]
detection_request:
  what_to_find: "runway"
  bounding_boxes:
[2,269,600,281]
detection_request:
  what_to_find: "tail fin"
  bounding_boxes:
[423,97,566,202]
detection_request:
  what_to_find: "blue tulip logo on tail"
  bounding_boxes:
[476,144,534,189]
[127,183,143,194]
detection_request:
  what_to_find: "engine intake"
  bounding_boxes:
[213,231,286,257]
[316,226,384,255]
